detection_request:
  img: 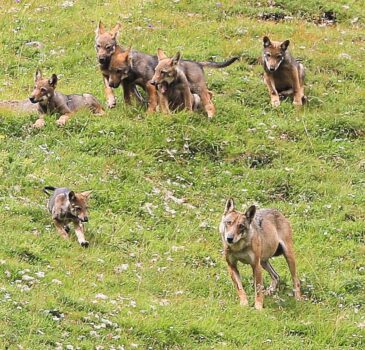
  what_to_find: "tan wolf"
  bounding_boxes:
[219,198,301,309]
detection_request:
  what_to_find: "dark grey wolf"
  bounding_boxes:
[44,186,92,247]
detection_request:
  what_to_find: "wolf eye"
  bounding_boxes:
[238,224,245,231]
[225,221,232,226]
[41,87,47,93]
[277,54,282,59]
[96,44,101,49]
[161,70,168,74]
[265,53,271,58]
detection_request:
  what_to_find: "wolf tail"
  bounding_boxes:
[43,186,57,196]
[199,56,239,69]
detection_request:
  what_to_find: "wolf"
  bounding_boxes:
[151,49,238,118]
[44,186,92,247]
[29,69,104,128]
[95,21,143,108]
[262,36,306,107]
[219,198,301,309]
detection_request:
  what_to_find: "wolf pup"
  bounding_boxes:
[151,49,238,118]
[44,186,92,247]
[262,36,306,107]
[107,47,159,112]
[29,69,104,128]
[95,21,142,108]
[150,51,206,114]
[219,198,301,310]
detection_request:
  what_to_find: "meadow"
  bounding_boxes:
[0,0,364,349]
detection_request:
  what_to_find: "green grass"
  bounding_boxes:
[0,0,364,349]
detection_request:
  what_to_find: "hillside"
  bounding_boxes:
[0,0,364,349]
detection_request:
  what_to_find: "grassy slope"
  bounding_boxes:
[0,0,364,349]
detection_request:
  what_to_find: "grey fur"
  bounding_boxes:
[37,92,103,116]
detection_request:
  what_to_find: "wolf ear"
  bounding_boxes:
[49,74,58,87]
[280,40,290,51]
[224,198,235,214]
[157,48,167,61]
[81,191,92,199]
[110,23,121,38]
[245,205,256,223]
[35,68,42,82]
[68,191,76,202]
[171,51,181,66]
[97,20,106,35]
[126,46,133,65]
[263,36,272,48]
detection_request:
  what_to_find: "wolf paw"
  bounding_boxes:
[80,241,89,248]
[254,301,263,310]
[240,299,249,307]
[56,115,68,126]
[95,108,105,116]
[294,290,302,301]
[271,100,280,107]
[32,119,45,128]
[293,98,303,106]
[107,99,116,109]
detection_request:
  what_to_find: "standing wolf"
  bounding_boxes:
[219,198,301,309]
[95,21,142,108]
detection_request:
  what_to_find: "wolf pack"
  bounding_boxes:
[2,21,308,310]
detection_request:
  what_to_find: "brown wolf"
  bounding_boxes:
[262,36,306,107]
[150,49,238,118]
[29,69,104,128]
[95,21,143,108]
[106,48,216,113]
[44,186,92,247]
[107,47,159,112]
[219,198,301,309]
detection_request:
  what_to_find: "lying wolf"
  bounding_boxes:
[29,69,104,128]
